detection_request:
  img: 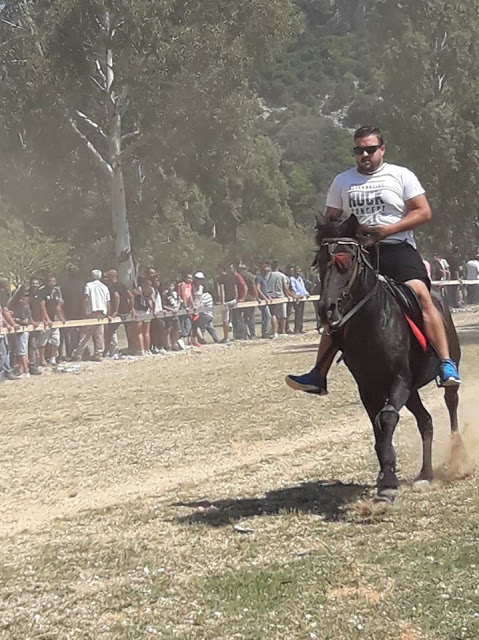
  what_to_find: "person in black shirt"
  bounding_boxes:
[104,269,135,355]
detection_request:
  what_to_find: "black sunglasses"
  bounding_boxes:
[352,144,383,156]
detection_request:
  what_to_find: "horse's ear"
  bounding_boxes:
[340,214,362,239]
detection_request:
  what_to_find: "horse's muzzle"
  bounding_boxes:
[318,301,342,328]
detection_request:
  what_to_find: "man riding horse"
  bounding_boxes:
[286,125,460,394]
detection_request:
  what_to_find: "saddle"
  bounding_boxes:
[379,275,425,343]
[379,275,442,389]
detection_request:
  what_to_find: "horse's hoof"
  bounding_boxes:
[374,488,398,504]
[413,479,431,492]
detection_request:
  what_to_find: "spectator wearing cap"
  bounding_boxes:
[288,266,309,334]
[72,269,111,362]
[197,289,220,343]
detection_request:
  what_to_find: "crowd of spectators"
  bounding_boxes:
[0,261,315,382]
[424,247,479,308]
[3,247,478,383]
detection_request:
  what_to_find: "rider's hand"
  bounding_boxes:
[362,224,390,246]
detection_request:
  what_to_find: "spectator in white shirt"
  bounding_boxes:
[72,269,111,362]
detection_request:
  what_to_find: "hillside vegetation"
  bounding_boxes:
[0,0,478,281]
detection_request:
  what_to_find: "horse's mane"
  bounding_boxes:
[314,217,343,247]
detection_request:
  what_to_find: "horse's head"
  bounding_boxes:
[314,215,372,328]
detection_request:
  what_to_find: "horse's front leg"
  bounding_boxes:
[361,377,410,502]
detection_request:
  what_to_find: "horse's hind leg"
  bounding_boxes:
[406,391,433,482]
[444,386,459,434]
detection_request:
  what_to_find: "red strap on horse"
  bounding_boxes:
[405,315,427,352]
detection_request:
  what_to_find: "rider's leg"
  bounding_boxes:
[285,330,337,394]
[407,279,449,357]
[407,279,460,385]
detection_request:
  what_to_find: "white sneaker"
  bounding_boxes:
[19,373,30,379]
[273,332,279,339]
[177,338,187,350]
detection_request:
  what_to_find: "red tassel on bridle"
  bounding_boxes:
[327,252,352,272]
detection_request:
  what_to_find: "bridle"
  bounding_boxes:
[320,237,378,331]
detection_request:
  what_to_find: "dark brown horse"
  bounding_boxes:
[315,215,460,501]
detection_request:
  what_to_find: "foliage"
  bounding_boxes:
[0,0,301,268]
[233,222,315,273]
[0,218,70,286]
[347,0,479,253]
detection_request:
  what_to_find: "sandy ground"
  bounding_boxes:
[1,311,478,542]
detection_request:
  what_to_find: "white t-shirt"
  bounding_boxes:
[326,162,425,247]
[85,280,110,315]
[466,260,479,280]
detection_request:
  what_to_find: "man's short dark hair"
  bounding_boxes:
[354,126,384,146]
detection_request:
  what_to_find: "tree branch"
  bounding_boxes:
[75,109,107,138]
[90,75,108,94]
[115,134,144,161]
[121,129,140,143]
[95,58,107,84]
[69,118,112,176]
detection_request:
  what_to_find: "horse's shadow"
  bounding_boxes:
[173,479,371,527]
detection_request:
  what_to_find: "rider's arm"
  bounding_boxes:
[381,194,432,237]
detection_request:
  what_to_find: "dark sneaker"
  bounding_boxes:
[285,370,328,395]
[29,367,43,376]
[439,359,460,387]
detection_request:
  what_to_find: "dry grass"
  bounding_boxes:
[0,313,478,639]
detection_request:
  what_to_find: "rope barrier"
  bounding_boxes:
[0,280,476,335]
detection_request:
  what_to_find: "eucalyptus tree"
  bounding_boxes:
[0,0,299,283]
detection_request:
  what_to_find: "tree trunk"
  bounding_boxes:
[105,9,135,288]
[111,160,135,287]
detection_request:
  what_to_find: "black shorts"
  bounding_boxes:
[368,242,430,288]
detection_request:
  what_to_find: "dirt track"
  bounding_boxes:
[1,312,478,539]
[1,313,479,639]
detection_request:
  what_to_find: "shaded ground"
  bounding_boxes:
[0,312,478,639]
